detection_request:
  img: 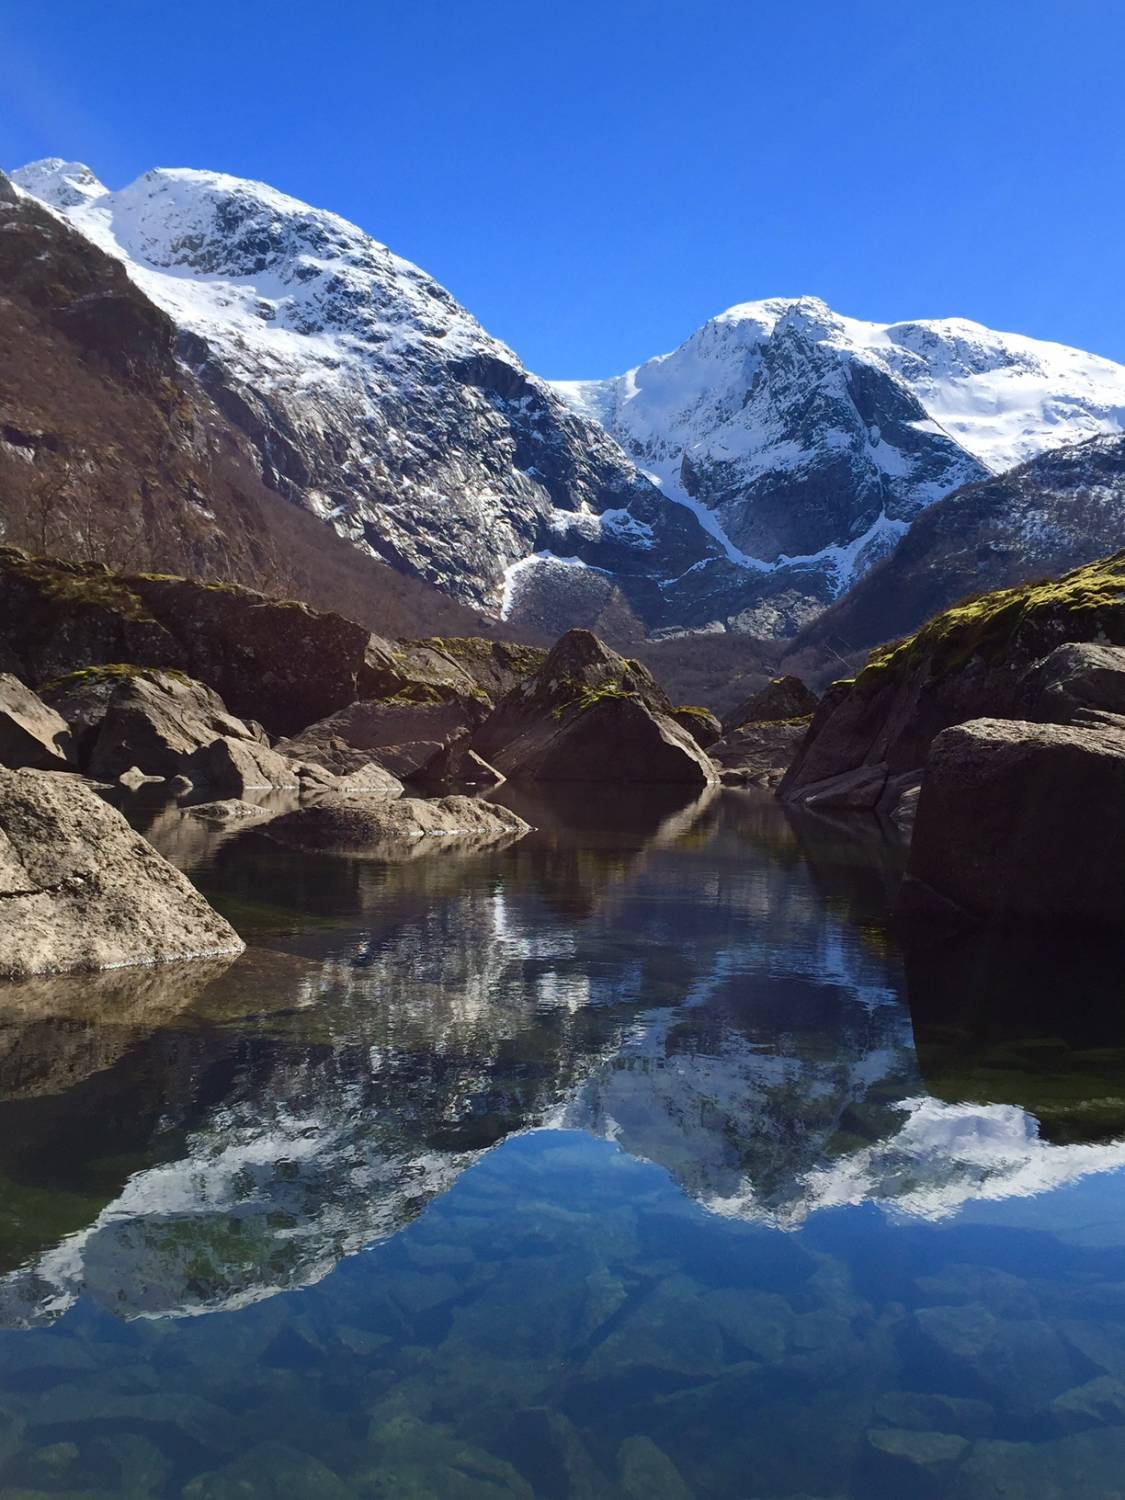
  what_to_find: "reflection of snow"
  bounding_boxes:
[707,1096,1125,1228]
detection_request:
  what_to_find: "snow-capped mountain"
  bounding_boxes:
[11,158,719,631]
[556,297,1125,627]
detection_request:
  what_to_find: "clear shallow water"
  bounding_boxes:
[2,788,1125,1497]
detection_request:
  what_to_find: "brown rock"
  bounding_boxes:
[0,767,243,977]
[904,717,1125,923]
[0,673,74,771]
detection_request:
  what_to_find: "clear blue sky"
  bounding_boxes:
[3,0,1123,377]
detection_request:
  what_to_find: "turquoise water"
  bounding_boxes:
[2,787,1125,1497]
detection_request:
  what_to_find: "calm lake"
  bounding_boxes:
[2,786,1125,1498]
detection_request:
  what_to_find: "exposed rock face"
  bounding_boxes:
[412,739,506,792]
[780,552,1125,808]
[186,799,280,823]
[472,629,717,785]
[671,705,723,748]
[393,638,547,704]
[268,793,530,859]
[712,721,810,789]
[1019,642,1125,725]
[722,675,819,732]
[315,763,404,799]
[277,697,485,779]
[0,550,402,738]
[903,718,1125,923]
[0,768,243,977]
[0,675,74,770]
[791,433,1125,664]
[189,736,299,795]
[84,669,261,780]
[15,160,721,635]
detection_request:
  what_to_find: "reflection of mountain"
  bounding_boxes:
[3,792,1125,1326]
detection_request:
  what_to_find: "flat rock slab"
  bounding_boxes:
[0,768,243,978]
[268,793,530,860]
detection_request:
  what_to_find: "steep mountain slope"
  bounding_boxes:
[788,432,1125,663]
[12,158,723,635]
[557,296,1125,628]
[0,170,495,642]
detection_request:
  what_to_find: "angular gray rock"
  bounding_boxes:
[268,793,529,859]
[188,736,299,795]
[1020,641,1125,724]
[0,674,74,771]
[904,717,1125,923]
[472,629,717,786]
[411,738,506,792]
[277,697,484,779]
[0,768,243,977]
[86,670,263,781]
[722,675,819,732]
[710,721,809,789]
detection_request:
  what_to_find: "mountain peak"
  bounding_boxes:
[11,158,107,209]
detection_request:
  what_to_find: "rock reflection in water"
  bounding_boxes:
[2,789,1125,1496]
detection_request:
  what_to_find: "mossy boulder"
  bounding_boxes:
[722,675,819,732]
[780,550,1125,807]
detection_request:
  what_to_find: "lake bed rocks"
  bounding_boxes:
[0,768,243,977]
[0,674,74,771]
[903,717,1125,924]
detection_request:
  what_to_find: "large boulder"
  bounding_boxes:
[903,717,1125,924]
[0,768,243,977]
[268,793,529,860]
[1019,642,1125,725]
[188,736,300,795]
[411,738,505,792]
[781,552,1125,808]
[472,629,717,785]
[85,670,263,781]
[722,675,819,733]
[0,674,74,770]
[671,705,723,749]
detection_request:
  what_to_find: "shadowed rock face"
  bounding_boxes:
[0,675,74,771]
[0,768,243,978]
[722,675,819,732]
[471,629,718,785]
[904,717,1125,924]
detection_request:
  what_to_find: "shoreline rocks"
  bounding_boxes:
[0,768,243,977]
[0,674,74,771]
[268,793,530,860]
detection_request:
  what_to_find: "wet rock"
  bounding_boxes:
[958,1428,1125,1499]
[186,798,280,824]
[116,765,163,790]
[0,674,74,771]
[617,1434,693,1500]
[183,1441,354,1499]
[188,736,300,794]
[169,773,193,795]
[268,793,529,859]
[85,669,263,781]
[912,1303,1076,1417]
[1046,1375,1125,1433]
[903,717,1125,923]
[790,761,887,811]
[873,1391,994,1438]
[314,763,404,800]
[671,705,723,749]
[0,768,243,978]
[864,1426,968,1494]
[360,1413,534,1499]
[722,675,819,732]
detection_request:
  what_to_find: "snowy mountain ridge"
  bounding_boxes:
[14,158,1125,639]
